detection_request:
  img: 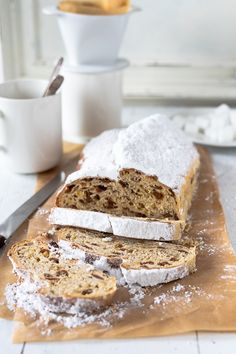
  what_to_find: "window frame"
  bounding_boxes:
[1,0,236,101]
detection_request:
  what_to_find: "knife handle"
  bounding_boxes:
[0,235,6,248]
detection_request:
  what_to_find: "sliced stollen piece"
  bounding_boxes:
[49,207,184,241]
[7,239,117,313]
[56,115,199,222]
[57,227,196,287]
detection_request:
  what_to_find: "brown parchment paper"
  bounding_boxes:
[2,145,236,343]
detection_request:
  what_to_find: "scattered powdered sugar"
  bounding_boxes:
[172,283,184,292]
[103,237,113,242]
[224,264,236,271]
[204,191,215,201]
[196,234,216,255]
[153,293,167,305]
[46,227,57,237]
[41,327,52,336]
[152,283,223,308]
[39,301,127,329]
[220,275,236,280]
[128,285,145,306]
[36,208,49,216]
[196,231,227,256]
[200,178,209,184]
[220,264,236,281]
[5,279,146,332]
[54,302,128,329]
[10,277,223,333]
[5,277,226,336]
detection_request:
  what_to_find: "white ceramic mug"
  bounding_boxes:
[0,79,62,173]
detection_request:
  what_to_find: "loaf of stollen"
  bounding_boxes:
[51,115,199,240]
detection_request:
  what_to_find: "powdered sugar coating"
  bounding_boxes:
[66,115,199,193]
[121,265,189,287]
[113,115,198,192]
[49,208,112,233]
[50,207,182,241]
[109,214,181,240]
[67,129,120,183]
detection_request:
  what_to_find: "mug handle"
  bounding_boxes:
[0,110,7,152]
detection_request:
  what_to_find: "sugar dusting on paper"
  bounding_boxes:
[5,281,146,332]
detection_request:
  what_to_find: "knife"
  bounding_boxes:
[0,172,64,249]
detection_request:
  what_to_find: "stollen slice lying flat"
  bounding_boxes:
[57,227,197,287]
[7,239,117,313]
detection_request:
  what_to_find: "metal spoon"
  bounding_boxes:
[43,57,64,97]
[44,75,64,96]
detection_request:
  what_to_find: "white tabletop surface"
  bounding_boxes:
[1,113,236,353]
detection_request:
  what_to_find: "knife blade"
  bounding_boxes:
[0,171,64,248]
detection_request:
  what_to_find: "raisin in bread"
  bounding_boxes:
[49,207,184,241]
[57,227,196,287]
[8,239,117,312]
[56,115,199,223]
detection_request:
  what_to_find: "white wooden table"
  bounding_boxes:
[1,122,236,353]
